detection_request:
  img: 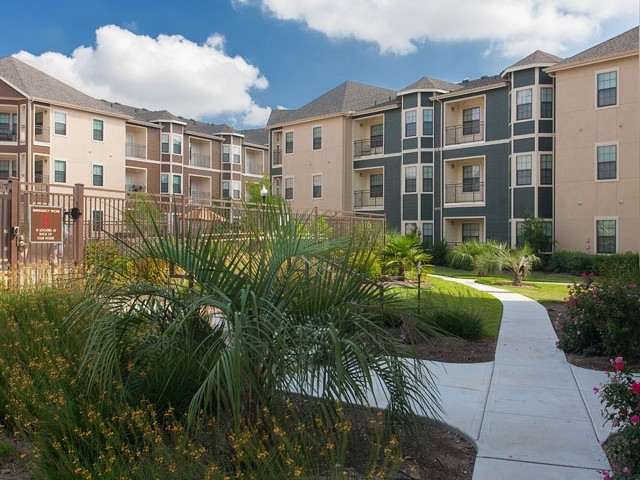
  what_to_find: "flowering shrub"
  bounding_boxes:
[558,273,640,358]
[596,357,640,479]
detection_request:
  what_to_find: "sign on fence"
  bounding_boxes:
[30,205,63,243]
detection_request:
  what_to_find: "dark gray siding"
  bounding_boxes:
[540,70,553,84]
[513,188,536,217]
[514,137,535,153]
[539,120,553,134]
[403,137,418,150]
[485,87,510,141]
[421,151,433,163]
[538,137,553,152]
[421,194,433,220]
[384,110,402,154]
[403,151,418,164]
[538,187,553,218]
[513,68,536,88]
[420,137,434,149]
[514,121,535,136]
[403,93,418,109]
[403,194,418,220]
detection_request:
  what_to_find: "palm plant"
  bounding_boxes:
[68,201,440,436]
[497,244,542,286]
[378,232,432,279]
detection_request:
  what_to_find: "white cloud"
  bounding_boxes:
[253,0,637,57]
[15,25,271,127]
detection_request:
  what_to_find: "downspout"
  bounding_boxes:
[434,95,444,244]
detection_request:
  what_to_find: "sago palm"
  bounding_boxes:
[379,233,432,278]
[68,200,441,434]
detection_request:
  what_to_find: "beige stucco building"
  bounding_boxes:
[547,27,639,254]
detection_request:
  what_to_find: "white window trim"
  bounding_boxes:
[422,108,434,136]
[312,173,323,199]
[172,173,183,194]
[232,145,241,164]
[595,67,619,109]
[594,216,618,254]
[92,163,104,187]
[53,159,67,183]
[284,176,294,200]
[312,125,323,151]
[402,164,418,194]
[172,134,183,155]
[404,109,417,138]
[514,153,533,186]
[594,141,618,182]
[514,87,533,122]
[53,110,67,137]
[284,130,294,155]
[92,118,104,142]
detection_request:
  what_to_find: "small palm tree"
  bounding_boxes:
[379,233,432,279]
[497,244,542,286]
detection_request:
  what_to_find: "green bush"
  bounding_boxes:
[428,241,449,267]
[422,309,484,341]
[548,251,640,277]
[558,273,640,358]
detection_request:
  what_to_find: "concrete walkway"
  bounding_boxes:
[430,277,612,479]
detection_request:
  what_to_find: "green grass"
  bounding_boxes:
[433,266,581,284]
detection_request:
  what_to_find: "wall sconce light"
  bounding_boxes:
[450,163,455,169]
[450,220,455,225]
[450,106,455,111]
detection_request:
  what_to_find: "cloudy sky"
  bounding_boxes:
[1,1,637,128]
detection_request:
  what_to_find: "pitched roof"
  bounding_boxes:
[546,26,639,72]
[502,50,563,75]
[0,56,125,117]
[267,81,397,126]
[400,76,461,93]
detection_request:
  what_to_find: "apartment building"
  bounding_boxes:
[267,27,639,253]
[546,26,639,254]
[0,56,269,203]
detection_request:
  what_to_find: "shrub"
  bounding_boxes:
[423,309,484,341]
[596,357,640,479]
[558,274,640,358]
[429,241,449,267]
[548,251,640,278]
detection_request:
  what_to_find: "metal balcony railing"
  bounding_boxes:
[126,142,147,158]
[445,122,485,145]
[246,162,264,175]
[189,191,212,205]
[445,182,485,203]
[189,152,212,168]
[34,124,50,143]
[353,137,384,158]
[0,128,16,142]
[354,189,384,208]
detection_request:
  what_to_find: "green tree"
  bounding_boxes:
[497,244,542,286]
[69,201,440,436]
[378,233,432,278]
[519,214,552,254]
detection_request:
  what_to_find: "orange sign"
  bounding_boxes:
[30,205,63,243]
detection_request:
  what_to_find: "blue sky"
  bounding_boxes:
[1,0,637,129]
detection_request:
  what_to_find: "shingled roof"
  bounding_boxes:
[546,26,639,72]
[0,56,126,117]
[267,81,397,126]
[502,50,563,75]
[400,76,461,93]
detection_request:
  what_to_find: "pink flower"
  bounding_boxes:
[632,382,640,394]
[630,415,639,425]
[593,387,600,394]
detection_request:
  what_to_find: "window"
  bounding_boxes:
[232,145,241,164]
[161,134,169,153]
[597,145,617,180]
[92,119,104,141]
[92,210,103,233]
[422,222,433,249]
[516,89,532,120]
[404,110,417,137]
[422,165,433,192]
[54,112,66,135]
[54,160,66,183]
[312,174,322,198]
[540,87,553,118]
[597,71,617,107]
[222,180,230,198]
[172,135,182,155]
[462,107,480,135]
[232,181,241,199]
[172,174,182,194]
[540,154,553,185]
[34,111,44,136]
[516,155,532,185]
[285,132,293,154]
[462,223,480,242]
[370,174,383,198]
[223,145,230,163]
[0,160,12,179]
[312,126,322,150]
[405,223,417,236]
[422,109,433,136]
[596,219,616,253]
[92,164,103,186]
[161,174,169,193]
[404,166,417,192]
[370,124,383,148]
[285,177,294,200]
[462,165,480,192]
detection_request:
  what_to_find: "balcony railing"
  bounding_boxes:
[126,142,147,158]
[189,152,212,168]
[445,122,484,145]
[34,124,50,143]
[353,137,384,158]
[0,128,16,142]
[272,149,282,166]
[246,161,264,175]
[126,184,146,193]
[445,182,485,203]
[189,191,212,205]
[354,190,384,208]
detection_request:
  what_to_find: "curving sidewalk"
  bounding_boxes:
[428,276,613,479]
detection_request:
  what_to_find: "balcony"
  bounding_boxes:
[126,142,147,159]
[34,123,50,143]
[445,122,484,145]
[353,137,383,158]
[0,128,16,142]
[272,149,282,166]
[126,184,146,193]
[189,191,212,205]
[189,152,211,168]
[354,190,384,208]
[445,182,485,204]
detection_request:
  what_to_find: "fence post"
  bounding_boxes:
[8,177,20,267]
[73,183,85,271]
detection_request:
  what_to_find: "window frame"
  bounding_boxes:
[232,180,241,199]
[540,87,553,118]
[404,165,417,193]
[370,173,383,198]
[540,154,553,185]
[516,88,533,121]
[404,110,417,137]
[285,131,294,154]
[422,222,434,249]
[92,210,103,233]
[597,70,617,108]
[54,111,67,136]
[92,164,104,187]
[312,173,322,199]
[422,108,433,136]
[516,154,533,186]
[284,176,294,200]
[172,174,182,194]
[223,144,230,163]
[422,165,433,192]
[462,165,480,192]
[161,173,169,193]
[596,144,617,181]
[596,218,617,254]
[222,180,230,198]
[232,145,241,164]
[462,107,480,135]
[161,133,170,154]
[312,126,322,150]
[172,135,182,155]
[92,118,104,142]
[462,223,480,243]
[54,159,66,183]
